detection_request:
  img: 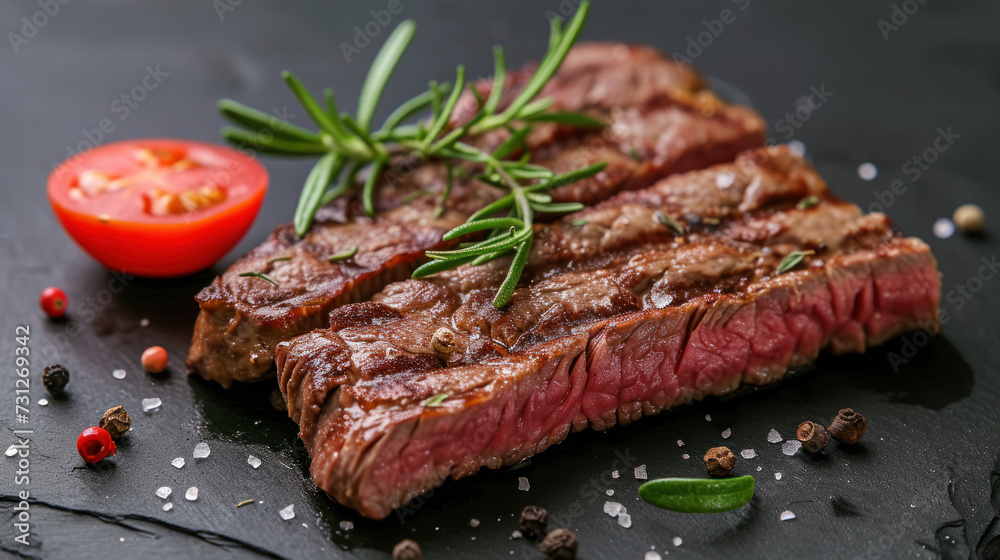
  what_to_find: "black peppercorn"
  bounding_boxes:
[827,408,867,445]
[42,364,70,395]
[392,539,422,560]
[520,505,548,539]
[797,421,829,453]
[98,406,132,439]
[270,388,287,412]
[539,528,577,560]
[703,446,736,476]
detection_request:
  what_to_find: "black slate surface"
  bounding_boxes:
[1,1,999,558]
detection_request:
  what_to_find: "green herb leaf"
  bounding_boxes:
[638,476,755,514]
[267,256,292,265]
[571,219,589,226]
[356,20,416,132]
[655,210,685,236]
[776,250,816,275]
[294,152,344,236]
[238,272,279,287]
[327,247,358,262]
[218,99,322,144]
[421,393,450,407]
[521,111,605,128]
[796,195,820,210]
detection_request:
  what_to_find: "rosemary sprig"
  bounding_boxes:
[414,163,605,307]
[327,247,358,262]
[217,2,598,235]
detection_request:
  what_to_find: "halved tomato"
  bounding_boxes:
[48,139,268,277]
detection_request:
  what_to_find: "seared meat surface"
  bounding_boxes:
[187,43,765,386]
[275,147,941,519]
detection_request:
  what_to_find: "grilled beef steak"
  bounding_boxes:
[275,146,941,519]
[187,43,765,386]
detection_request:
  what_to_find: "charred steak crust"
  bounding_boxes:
[275,146,941,519]
[188,42,766,386]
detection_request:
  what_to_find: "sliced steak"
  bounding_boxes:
[188,43,765,386]
[275,146,941,519]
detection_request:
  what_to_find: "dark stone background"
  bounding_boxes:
[1,1,998,558]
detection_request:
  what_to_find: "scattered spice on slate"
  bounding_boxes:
[236,499,255,508]
[42,364,70,395]
[98,406,132,439]
[827,408,867,445]
[519,505,548,538]
[703,446,736,476]
[796,421,829,453]
[953,204,984,233]
[77,427,117,463]
[780,510,796,521]
[539,528,577,560]
[392,539,423,560]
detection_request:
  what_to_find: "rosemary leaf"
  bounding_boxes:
[421,393,450,407]
[239,272,278,287]
[655,210,685,236]
[776,250,816,275]
[294,152,343,236]
[493,237,532,308]
[218,99,322,143]
[357,19,417,132]
[571,219,589,226]
[327,247,358,262]
[796,195,820,210]
[362,158,388,218]
[266,256,292,265]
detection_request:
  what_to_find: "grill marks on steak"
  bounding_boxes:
[275,146,942,519]
[188,43,766,386]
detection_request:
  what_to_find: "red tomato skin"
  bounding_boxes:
[47,139,268,277]
[40,287,68,318]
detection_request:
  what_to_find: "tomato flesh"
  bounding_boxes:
[48,139,268,277]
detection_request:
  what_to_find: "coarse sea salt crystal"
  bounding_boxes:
[741,449,756,459]
[645,552,662,560]
[933,218,955,239]
[857,162,878,181]
[112,369,126,380]
[185,487,198,501]
[682,454,690,460]
[611,470,619,478]
[673,536,683,547]
[780,510,796,521]
[721,428,731,439]
[677,439,685,447]
[155,487,171,499]
[788,140,806,157]
[517,477,530,491]
[510,530,522,539]
[469,518,480,528]
[248,455,261,469]
[279,504,295,520]
[193,442,211,459]
[339,520,354,531]
[604,501,623,517]
[705,414,712,422]
[617,513,632,528]
[171,457,185,469]
[140,318,150,327]
[634,465,647,480]
[162,503,173,512]
[775,472,783,481]
[5,445,18,457]
[767,429,782,443]
[606,489,614,496]
[782,440,802,456]
[141,398,161,412]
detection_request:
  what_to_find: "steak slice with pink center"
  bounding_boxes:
[275,146,941,519]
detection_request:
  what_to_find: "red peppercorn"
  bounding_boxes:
[141,346,169,374]
[77,426,117,463]
[40,287,68,318]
